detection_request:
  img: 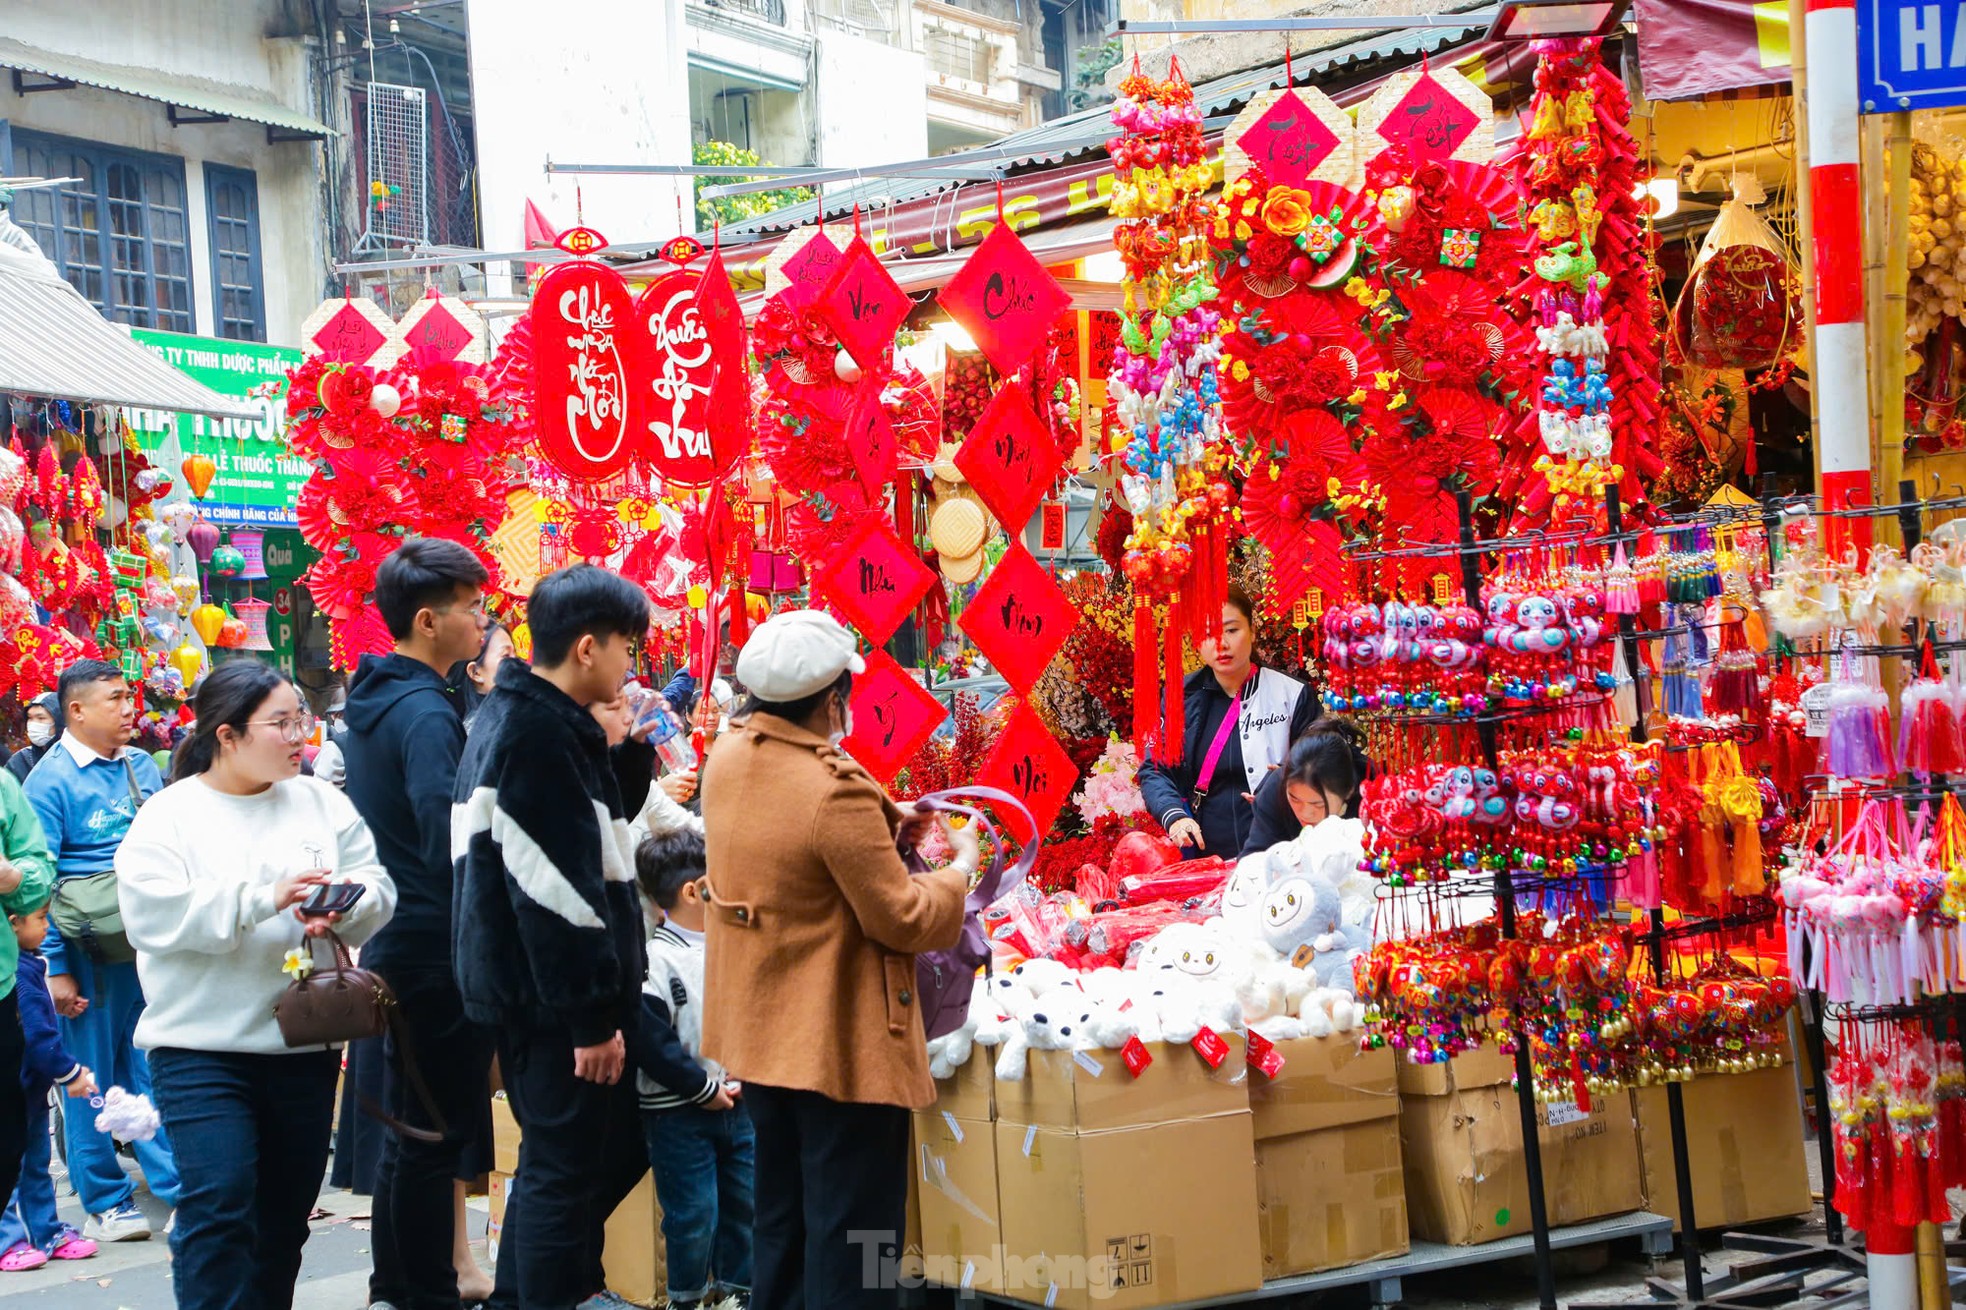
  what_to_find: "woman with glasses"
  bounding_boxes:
[115,660,396,1310]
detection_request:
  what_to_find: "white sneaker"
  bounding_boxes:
[82,1203,150,1243]
[163,1209,176,1236]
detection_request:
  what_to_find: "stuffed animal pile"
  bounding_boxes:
[926,816,1377,1081]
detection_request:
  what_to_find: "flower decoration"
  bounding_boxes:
[281,947,315,980]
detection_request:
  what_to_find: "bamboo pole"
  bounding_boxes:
[1917,1210,1948,1309]
[1879,113,1912,544]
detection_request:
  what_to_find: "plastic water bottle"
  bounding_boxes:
[636,694,699,773]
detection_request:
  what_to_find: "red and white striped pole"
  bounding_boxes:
[1804,0,1876,553]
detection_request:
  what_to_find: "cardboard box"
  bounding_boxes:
[1256,1119,1408,1277]
[602,1175,669,1308]
[995,1035,1249,1131]
[1394,1043,1517,1098]
[1248,1037,1398,1140]
[934,1055,997,1121]
[914,1110,1004,1293]
[1400,1081,1644,1246]
[1634,1063,1811,1232]
[490,1092,520,1175]
[994,1113,1263,1310]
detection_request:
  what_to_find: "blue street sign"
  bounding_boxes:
[1860,1,1966,112]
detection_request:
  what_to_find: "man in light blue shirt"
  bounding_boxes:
[24,660,178,1242]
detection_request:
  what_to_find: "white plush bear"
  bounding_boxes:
[1219,856,1267,935]
[994,998,1091,1081]
[1079,996,1141,1051]
[1078,966,1134,1010]
[1299,986,1362,1037]
[926,978,992,1080]
[1011,957,1077,999]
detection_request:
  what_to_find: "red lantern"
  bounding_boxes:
[530,259,646,483]
[633,271,716,486]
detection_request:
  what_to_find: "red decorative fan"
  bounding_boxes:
[959,544,1081,693]
[1364,385,1504,547]
[842,649,949,782]
[977,700,1076,840]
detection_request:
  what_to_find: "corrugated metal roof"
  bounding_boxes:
[715,20,1484,238]
[0,245,259,419]
[0,37,331,139]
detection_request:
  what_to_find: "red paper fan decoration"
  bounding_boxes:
[977,700,1076,841]
[843,386,899,500]
[938,222,1071,374]
[841,649,949,782]
[811,513,935,643]
[1366,386,1503,547]
[959,544,1081,693]
[955,386,1061,531]
[818,236,910,370]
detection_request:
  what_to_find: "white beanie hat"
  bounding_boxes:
[736,610,866,700]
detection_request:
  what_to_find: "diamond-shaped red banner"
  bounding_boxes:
[1237,89,1340,189]
[977,700,1075,842]
[310,302,387,363]
[811,514,935,643]
[937,222,1070,374]
[400,299,474,365]
[818,236,909,369]
[954,387,1060,531]
[841,649,947,782]
[1374,72,1480,162]
[779,232,843,310]
[844,385,898,500]
[960,544,1079,694]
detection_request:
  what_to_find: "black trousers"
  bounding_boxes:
[486,1026,646,1310]
[745,1084,910,1310]
[0,991,26,1229]
[368,964,496,1310]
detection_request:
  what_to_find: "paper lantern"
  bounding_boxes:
[207,542,245,580]
[229,529,269,581]
[186,518,220,564]
[215,617,248,650]
[181,454,217,500]
[232,598,274,651]
[191,602,227,646]
[170,642,204,688]
[159,502,197,542]
[171,575,201,613]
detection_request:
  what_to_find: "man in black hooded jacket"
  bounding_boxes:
[342,538,491,1310]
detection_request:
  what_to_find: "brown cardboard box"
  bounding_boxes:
[1249,1038,1399,1140]
[1394,1043,1516,1098]
[490,1092,520,1175]
[993,1113,1263,1310]
[1256,1119,1408,1277]
[1400,1082,1644,1245]
[995,1036,1249,1130]
[914,1110,1005,1293]
[1634,1063,1811,1232]
[934,1056,997,1121]
[602,1175,669,1308]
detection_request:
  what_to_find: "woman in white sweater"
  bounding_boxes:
[116,660,395,1310]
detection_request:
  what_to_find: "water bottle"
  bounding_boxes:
[636,693,699,773]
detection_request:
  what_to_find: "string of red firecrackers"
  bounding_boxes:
[1106,55,1235,766]
[1504,37,1662,529]
[283,353,524,670]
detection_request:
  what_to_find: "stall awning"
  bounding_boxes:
[0,245,260,419]
[0,36,331,139]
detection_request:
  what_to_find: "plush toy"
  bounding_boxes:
[1258,875,1333,962]
[1012,957,1077,998]
[1297,986,1362,1038]
[994,1000,1090,1080]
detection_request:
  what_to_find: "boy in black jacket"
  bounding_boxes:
[452,565,656,1310]
[342,537,491,1310]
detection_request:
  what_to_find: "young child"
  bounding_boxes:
[0,897,98,1271]
[629,831,753,1310]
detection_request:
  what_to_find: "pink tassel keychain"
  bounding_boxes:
[1605,539,1639,615]
[1900,640,1966,776]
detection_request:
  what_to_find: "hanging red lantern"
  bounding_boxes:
[529,256,647,483]
[633,270,716,486]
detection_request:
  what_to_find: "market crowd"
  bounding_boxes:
[0,538,1363,1310]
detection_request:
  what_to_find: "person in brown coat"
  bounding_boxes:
[700,610,976,1310]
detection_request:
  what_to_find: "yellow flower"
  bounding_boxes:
[1390,391,1409,410]
[1258,189,1315,238]
[1374,370,1399,390]
[1230,360,1250,382]
[1372,288,1392,307]
[1345,276,1369,299]
[1346,388,1367,406]
[1234,220,1254,242]
[282,948,314,981]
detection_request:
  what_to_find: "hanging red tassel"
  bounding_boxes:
[1134,599,1158,762]
[1164,617,1185,762]
[727,584,749,649]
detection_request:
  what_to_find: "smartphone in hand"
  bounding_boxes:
[298,882,366,917]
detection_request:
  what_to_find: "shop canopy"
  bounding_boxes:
[0,243,259,420]
[0,36,331,140]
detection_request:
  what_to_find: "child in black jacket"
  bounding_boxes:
[451,564,657,1310]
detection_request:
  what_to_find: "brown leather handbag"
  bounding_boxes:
[274,931,447,1144]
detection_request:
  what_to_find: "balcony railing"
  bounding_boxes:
[703,0,788,25]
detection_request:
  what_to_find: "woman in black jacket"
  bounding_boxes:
[4,695,60,785]
[1137,589,1315,860]
[1238,720,1371,856]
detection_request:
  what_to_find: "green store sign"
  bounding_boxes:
[126,330,309,529]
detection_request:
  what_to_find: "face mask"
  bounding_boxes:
[829,696,852,747]
[25,722,52,748]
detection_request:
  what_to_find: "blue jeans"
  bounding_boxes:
[0,1093,71,1252]
[644,1103,756,1305]
[55,956,177,1213]
[146,1047,338,1310]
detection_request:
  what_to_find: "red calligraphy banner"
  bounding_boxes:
[531,261,647,483]
[634,270,716,486]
